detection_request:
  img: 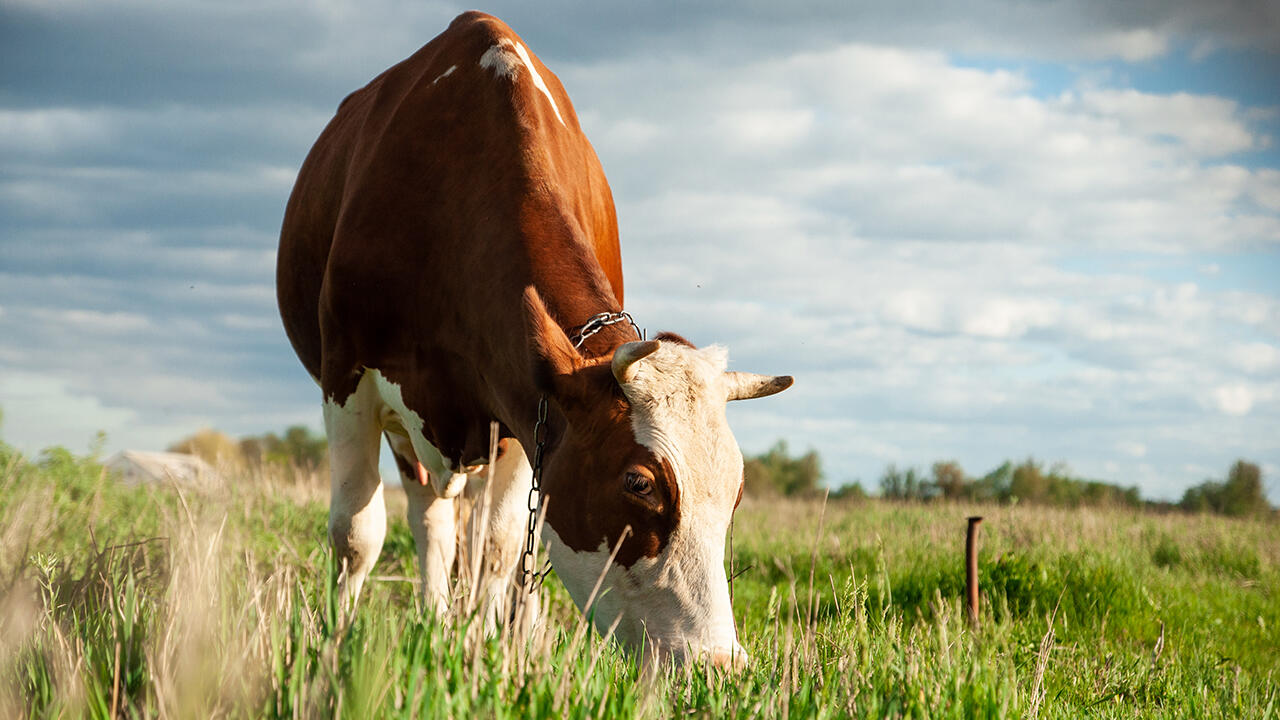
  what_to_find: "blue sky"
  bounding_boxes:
[1,0,1277,501]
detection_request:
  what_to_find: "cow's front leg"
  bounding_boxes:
[466,438,539,634]
[324,374,387,610]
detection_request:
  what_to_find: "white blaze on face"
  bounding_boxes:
[478,38,566,126]
[547,341,747,664]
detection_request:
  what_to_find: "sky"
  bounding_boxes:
[1,0,1278,501]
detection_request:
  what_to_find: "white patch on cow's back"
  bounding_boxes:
[478,38,566,127]
[479,39,520,80]
[510,41,565,126]
[432,65,457,84]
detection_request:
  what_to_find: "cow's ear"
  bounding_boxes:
[522,285,582,396]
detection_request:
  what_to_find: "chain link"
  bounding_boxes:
[520,311,642,592]
[570,311,640,349]
[520,394,550,590]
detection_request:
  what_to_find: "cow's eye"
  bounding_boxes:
[624,471,653,496]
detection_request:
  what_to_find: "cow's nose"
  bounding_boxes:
[708,643,749,670]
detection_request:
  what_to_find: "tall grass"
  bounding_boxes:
[1,445,1276,718]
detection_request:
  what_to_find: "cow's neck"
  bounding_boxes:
[490,280,633,453]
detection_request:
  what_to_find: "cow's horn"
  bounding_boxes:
[726,372,794,401]
[612,340,661,385]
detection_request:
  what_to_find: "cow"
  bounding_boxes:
[276,11,792,667]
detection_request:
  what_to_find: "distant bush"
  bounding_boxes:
[743,440,823,497]
[931,461,967,500]
[830,481,868,502]
[1179,460,1271,517]
[239,425,328,472]
[879,464,934,501]
[168,428,243,466]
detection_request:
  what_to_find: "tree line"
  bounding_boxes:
[743,440,1273,518]
[162,425,1273,518]
[168,426,327,473]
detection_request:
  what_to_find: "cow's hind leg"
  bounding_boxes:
[387,433,460,614]
[324,373,387,610]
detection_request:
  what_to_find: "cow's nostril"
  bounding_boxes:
[708,644,749,670]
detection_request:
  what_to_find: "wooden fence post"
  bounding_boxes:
[966,516,983,626]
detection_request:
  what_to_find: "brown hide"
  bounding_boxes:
[277,12,666,558]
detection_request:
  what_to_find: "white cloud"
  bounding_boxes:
[1080,28,1171,62]
[1210,384,1255,416]
[1077,89,1257,156]
[1229,342,1280,374]
[1116,441,1148,458]
[0,108,113,154]
[717,108,815,150]
[27,308,152,334]
[0,371,136,454]
[571,42,1279,258]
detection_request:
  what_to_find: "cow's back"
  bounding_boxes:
[277,11,621,393]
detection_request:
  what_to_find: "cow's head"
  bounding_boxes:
[525,289,792,667]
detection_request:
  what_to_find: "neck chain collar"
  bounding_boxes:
[521,309,644,591]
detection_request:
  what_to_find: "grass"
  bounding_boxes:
[1,444,1277,718]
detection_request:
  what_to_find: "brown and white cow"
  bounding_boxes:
[276,11,791,667]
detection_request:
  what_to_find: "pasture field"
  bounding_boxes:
[1,446,1277,718]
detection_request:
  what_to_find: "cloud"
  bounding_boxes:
[1116,440,1148,458]
[567,42,1278,255]
[1210,384,1256,416]
[1228,342,1280,374]
[1081,28,1171,62]
[0,370,137,453]
[0,1,1277,502]
[1076,88,1260,155]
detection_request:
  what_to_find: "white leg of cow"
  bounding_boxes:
[324,375,387,610]
[467,440,539,634]
[407,482,458,614]
[391,436,459,615]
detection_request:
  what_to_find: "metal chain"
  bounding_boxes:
[520,311,642,592]
[570,311,641,349]
[520,394,550,590]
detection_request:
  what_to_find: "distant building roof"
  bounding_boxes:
[104,450,221,486]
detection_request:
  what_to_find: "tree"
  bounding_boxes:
[240,425,328,471]
[1010,458,1048,503]
[743,440,823,497]
[879,464,931,501]
[1222,460,1267,516]
[879,464,904,499]
[830,481,867,501]
[1181,460,1270,517]
[931,460,968,500]
[168,428,244,467]
[279,425,328,470]
[972,461,1013,501]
